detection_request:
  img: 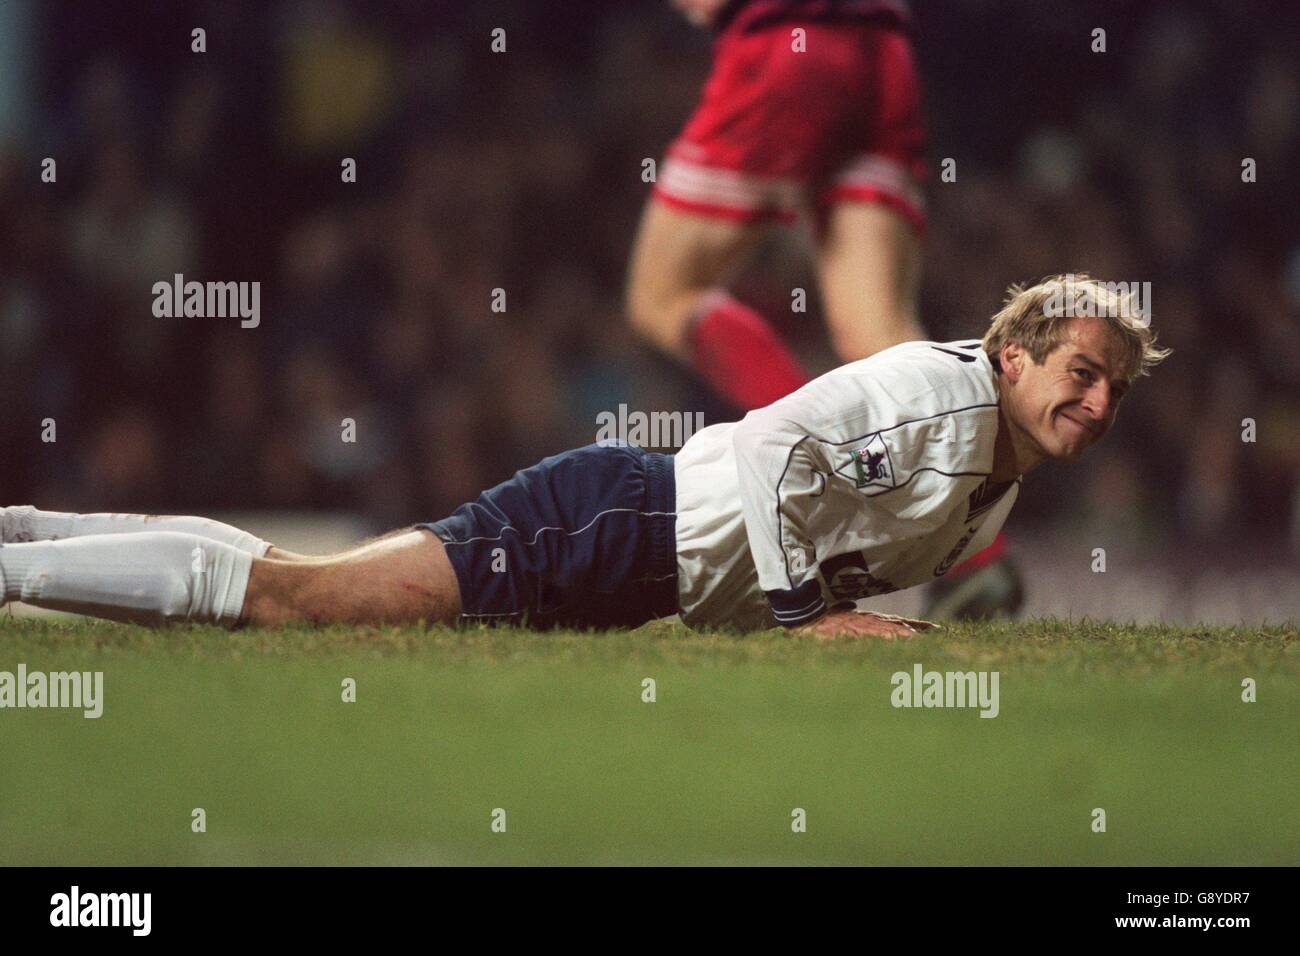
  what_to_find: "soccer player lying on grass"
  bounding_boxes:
[1,276,1166,639]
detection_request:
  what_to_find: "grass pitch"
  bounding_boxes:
[1,617,1296,865]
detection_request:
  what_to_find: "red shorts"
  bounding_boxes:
[654,20,927,232]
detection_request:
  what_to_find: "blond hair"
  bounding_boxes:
[982,273,1171,381]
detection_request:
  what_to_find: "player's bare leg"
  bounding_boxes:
[625,199,809,408]
[813,202,925,362]
[0,523,460,628]
[241,529,460,627]
[626,198,769,358]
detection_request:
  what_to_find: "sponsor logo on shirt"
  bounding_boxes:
[820,551,898,600]
[934,527,978,576]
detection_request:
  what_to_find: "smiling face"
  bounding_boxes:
[1000,316,1132,463]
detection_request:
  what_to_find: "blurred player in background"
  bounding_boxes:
[625,0,1021,619]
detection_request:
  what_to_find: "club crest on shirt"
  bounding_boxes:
[838,433,895,491]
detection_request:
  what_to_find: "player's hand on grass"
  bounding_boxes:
[793,608,940,641]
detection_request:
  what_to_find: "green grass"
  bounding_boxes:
[1,617,1296,865]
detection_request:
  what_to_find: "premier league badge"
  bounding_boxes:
[838,433,895,491]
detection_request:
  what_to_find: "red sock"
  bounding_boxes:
[947,531,1008,577]
[688,291,810,410]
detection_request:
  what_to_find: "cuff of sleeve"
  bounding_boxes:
[765,579,827,627]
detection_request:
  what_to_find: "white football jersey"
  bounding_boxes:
[673,339,1020,630]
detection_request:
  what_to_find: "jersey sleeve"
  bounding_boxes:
[731,408,834,625]
[730,344,994,626]
[730,366,893,626]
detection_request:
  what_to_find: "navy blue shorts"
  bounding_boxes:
[418,443,679,630]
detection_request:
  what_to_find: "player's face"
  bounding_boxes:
[1011,318,1131,463]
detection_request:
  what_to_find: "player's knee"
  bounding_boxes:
[625,283,693,354]
[829,308,923,362]
[625,280,668,339]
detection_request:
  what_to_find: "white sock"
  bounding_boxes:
[0,532,253,627]
[1,506,271,557]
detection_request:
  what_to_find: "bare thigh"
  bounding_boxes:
[624,198,772,358]
[242,529,461,627]
[264,528,414,563]
[815,202,925,361]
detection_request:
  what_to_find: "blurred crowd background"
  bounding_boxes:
[1,0,1297,559]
